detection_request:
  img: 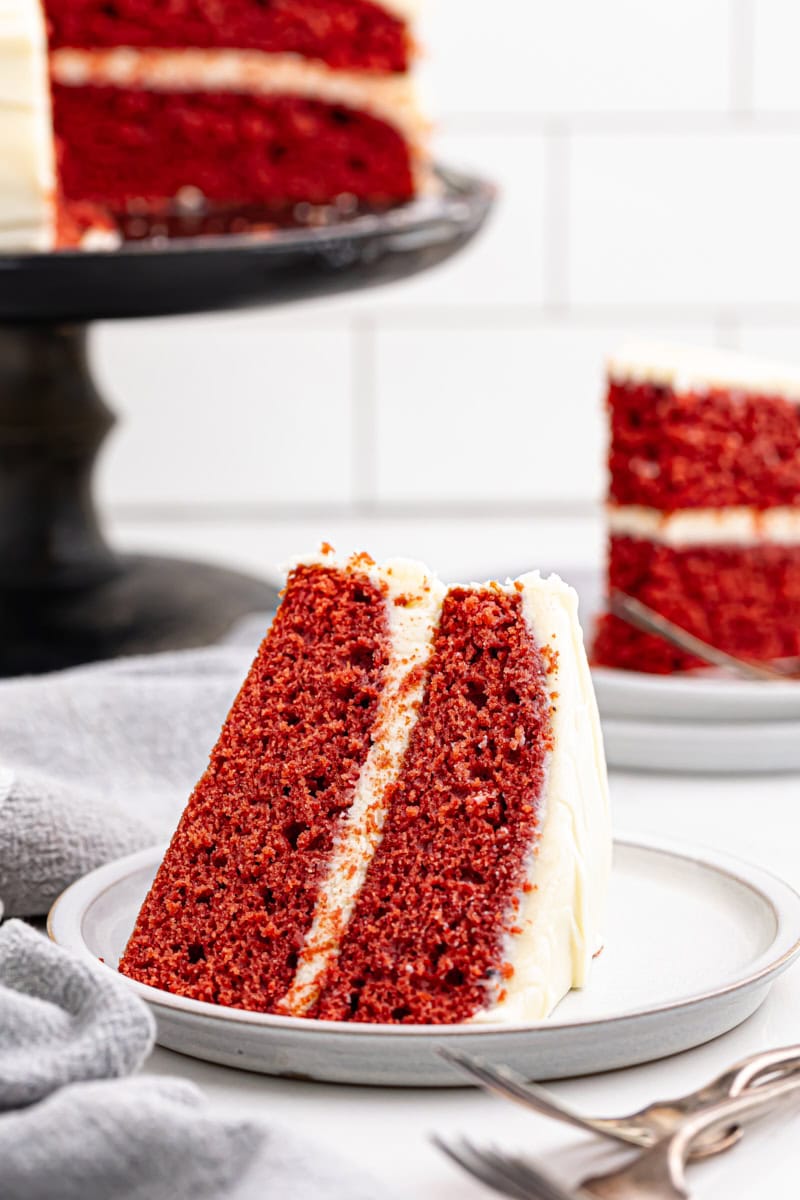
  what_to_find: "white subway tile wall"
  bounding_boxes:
[95,1,800,576]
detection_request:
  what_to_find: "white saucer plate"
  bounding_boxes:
[48,835,800,1087]
[593,666,800,725]
[601,714,800,774]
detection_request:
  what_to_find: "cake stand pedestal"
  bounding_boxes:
[0,169,493,675]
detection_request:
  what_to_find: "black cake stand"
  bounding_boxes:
[0,168,493,675]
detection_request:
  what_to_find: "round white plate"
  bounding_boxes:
[593,666,800,725]
[48,835,800,1087]
[601,714,800,774]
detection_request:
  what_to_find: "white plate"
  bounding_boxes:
[48,835,800,1087]
[593,666,800,725]
[601,715,800,774]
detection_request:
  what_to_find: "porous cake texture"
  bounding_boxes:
[594,343,800,673]
[120,548,610,1026]
[1,0,425,249]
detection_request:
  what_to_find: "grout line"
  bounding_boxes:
[438,111,800,134]
[107,501,601,524]
[351,316,377,506]
[320,304,800,330]
[730,0,755,115]
[543,123,571,310]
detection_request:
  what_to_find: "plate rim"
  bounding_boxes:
[600,714,800,736]
[48,832,800,1038]
[592,665,800,702]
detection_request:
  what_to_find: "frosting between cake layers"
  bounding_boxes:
[608,342,800,402]
[470,573,611,1024]
[608,504,800,547]
[280,555,446,1016]
[0,0,55,249]
[50,47,426,145]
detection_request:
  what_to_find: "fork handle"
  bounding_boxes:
[729,1045,800,1094]
[663,1074,800,1190]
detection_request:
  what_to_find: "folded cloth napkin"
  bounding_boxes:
[0,920,390,1200]
[0,616,265,918]
[0,919,263,1199]
[0,919,153,1110]
[0,1077,263,1200]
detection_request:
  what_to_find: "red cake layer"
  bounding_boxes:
[52,85,415,210]
[44,0,410,73]
[593,535,800,673]
[609,379,800,510]
[315,587,553,1025]
[119,563,390,1010]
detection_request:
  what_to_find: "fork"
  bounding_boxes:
[434,1071,800,1198]
[439,1045,800,1159]
[609,590,800,682]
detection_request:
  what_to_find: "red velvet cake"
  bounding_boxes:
[120,548,610,1025]
[594,343,800,674]
[2,0,425,249]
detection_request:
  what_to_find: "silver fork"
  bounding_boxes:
[609,590,800,682]
[439,1045,800,1159]
[434,1072,800,1198]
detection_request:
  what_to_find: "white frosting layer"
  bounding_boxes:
[279,552,610,1025]
[472,573,611,1023]
[373,0,418,18]
[609,504,800,547]
[280,555,444,1016]
[609,342,800,402]
[51,48,425,145]
[0,0,55,250]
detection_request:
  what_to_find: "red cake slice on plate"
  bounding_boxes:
[120,548,610,1025]
[1,0,426,249]
[594,343,800,674]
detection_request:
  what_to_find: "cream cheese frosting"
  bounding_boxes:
[609,342,800,402]
[0,0,55,250]
[609,504,800,547]
[51,47,426,146]
[280,556,445,1016]
[278,551,610,1024]
[472,573,610,1023]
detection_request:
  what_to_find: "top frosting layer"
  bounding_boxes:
[609,341,800,402]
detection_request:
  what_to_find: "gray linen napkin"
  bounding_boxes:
[0,919,153,1110]
[0,616,264,918]
[0,920,263,1199]
[0,1077,263,1200]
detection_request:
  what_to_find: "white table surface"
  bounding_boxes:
[139,766,800,1198]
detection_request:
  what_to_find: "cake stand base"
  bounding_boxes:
[0,553,276,676]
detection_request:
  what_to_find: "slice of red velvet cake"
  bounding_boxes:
[2,0,425,249]
[120,548,610,1025]
[594,343,800,674]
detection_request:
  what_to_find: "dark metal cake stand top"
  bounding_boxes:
[0,167,494,322]
[0,168,494,674]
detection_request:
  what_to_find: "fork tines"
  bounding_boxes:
[432,1135,576,1200]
